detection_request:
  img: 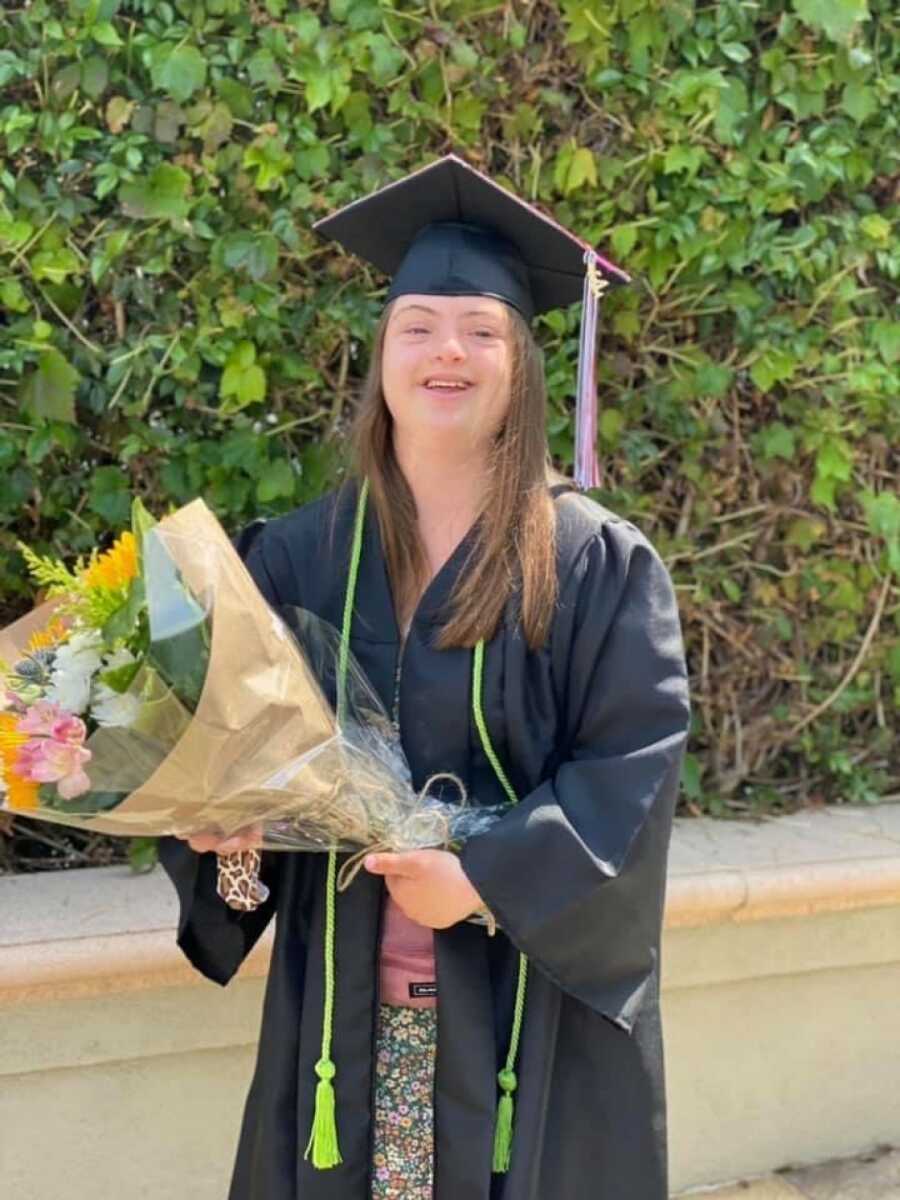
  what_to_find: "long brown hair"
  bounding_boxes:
[350,301,566,652]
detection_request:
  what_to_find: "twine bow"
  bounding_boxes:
[216,770,471,911]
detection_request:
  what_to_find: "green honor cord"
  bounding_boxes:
[305,476,528,1175]
[303,476,369,1169]
[471,637,529,1173]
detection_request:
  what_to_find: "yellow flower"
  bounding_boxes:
[26,617,69,653]
[0,713,38,812]
[81,531,138,591]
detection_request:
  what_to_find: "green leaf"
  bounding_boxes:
[220,342,267,413]
[720,42,751,63]
[663,144,704,175]
[89,465,132,524]
[785,517,826,551]
[680,753,703,801]
[841,81,876,123]
[694,363,733,397]
[152,45,207,104]
[118,164,191,221]
[216,231,278,281]
[611,224,637,258]
[750,349,798,392]
[861,491,900,573]
[90,22,125,48]
[52,63,82,103]
[131,496,157,552]
[0,278,29,313]
[256,458,295,503]
[756,422,796,460]
[341,91,372,135]
[31,245,82,284]
[792,0,869,42]
[569,147,597,191]
[715,77,749,145]
[194,100,232,153]
[215,77,254,119]
[128,837,158,873]
[19,350,80,424]
[860,214,891,243]
[246,48,284,92]
[366,33,406,84]
[600,408,625,445]
[102,577,146,648]
[90,228,129,286]
[81,55,109,100]
[816,437,854,481]
[305,65,333,112]
[872,321,900,364]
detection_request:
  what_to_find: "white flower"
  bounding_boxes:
[91,685,142,728]
[46,630,104,715]
[90,647,142,728]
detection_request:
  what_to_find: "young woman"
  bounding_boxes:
[160,156,690,1200]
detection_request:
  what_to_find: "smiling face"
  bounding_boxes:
[380,293,514,451]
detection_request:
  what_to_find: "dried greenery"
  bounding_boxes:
[0,0,898,870]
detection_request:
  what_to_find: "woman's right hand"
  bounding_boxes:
[179,823,264,855]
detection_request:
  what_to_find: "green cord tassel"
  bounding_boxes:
[492,1067,517,1173]
[304,1057,343,1169]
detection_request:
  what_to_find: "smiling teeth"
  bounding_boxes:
[426,381,469,389]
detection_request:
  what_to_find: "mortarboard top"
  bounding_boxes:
[313,154,630,490]
[312,154,629,321]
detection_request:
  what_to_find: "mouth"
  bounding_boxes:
[420,378,474,393]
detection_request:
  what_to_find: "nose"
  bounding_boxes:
[433,330,465,361]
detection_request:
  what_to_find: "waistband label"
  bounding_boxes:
[409,981,437,998]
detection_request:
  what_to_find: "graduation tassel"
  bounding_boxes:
[491,951,528,1173]
[304,478,369,1172]
[492,1068,517,1173]
[573,249,608,492]
[473,639,530,1175]
[306,1053,341,1168]
[304,849,343,1169]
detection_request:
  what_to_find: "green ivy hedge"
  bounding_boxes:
[1,0,898,829]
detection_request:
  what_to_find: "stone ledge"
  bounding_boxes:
[2,802,898,1006]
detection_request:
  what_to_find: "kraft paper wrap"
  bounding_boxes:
[2,500,343,839]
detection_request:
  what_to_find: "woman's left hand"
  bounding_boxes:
[363,848,485,928]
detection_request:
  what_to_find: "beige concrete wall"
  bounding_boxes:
[2,803,898,1198]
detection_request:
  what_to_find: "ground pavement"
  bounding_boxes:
[675,1146,900,1199]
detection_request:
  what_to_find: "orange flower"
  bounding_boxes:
[0,713,39,812]
[26,617,69,654]
[81,531,138,591]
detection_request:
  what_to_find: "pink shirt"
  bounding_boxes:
[378,618,437,1007]
[378,893,437,1008]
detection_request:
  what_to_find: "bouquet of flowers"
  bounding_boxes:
[0,499,501,909]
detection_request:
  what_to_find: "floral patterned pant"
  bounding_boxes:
[371,1004,437,1200]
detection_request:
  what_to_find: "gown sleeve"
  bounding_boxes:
[156,520,287,987]
[458,521,690,1032]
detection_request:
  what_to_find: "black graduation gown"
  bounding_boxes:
[158,480,690,1200]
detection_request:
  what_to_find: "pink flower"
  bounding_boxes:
[18,700,86,744]
[17,738,92,799]
[14,704,92,800]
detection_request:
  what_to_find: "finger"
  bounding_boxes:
[364,852,419,877]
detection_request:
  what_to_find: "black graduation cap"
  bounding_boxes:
[313,154,630,489]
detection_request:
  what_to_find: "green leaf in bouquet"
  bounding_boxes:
[40,782,123,816]
[128,837,158,873]
[99,657,142,695]
[101,575,146,647]
[131,495,157,559]
[143,529,211,710]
